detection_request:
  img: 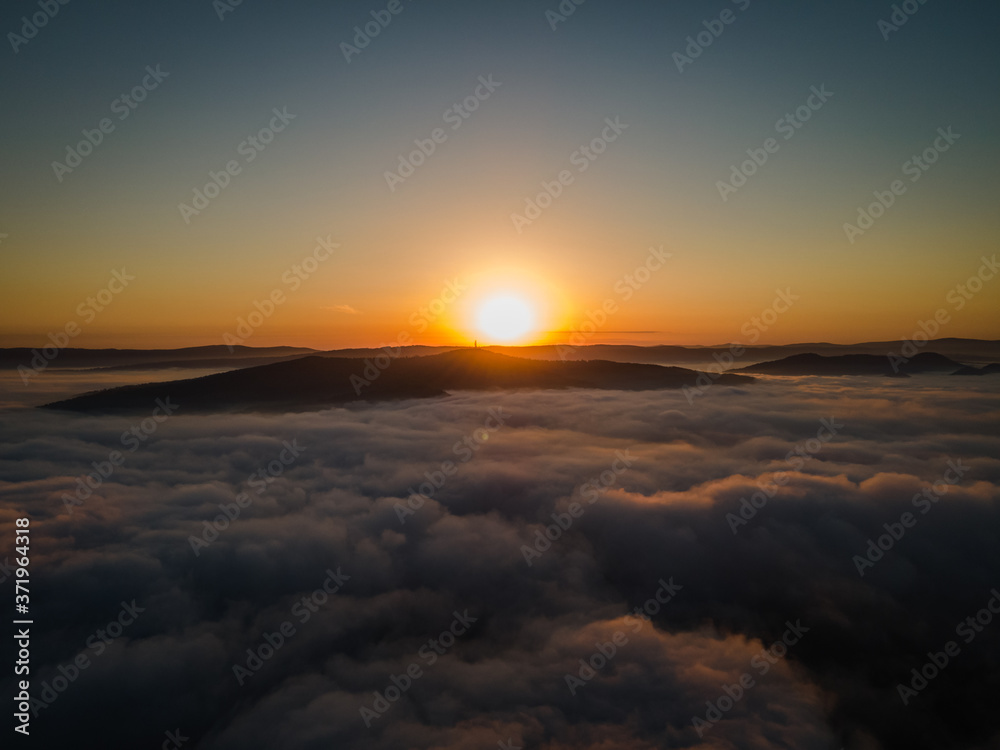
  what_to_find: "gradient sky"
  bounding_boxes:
[1,0,998,348]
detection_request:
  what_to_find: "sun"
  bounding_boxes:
[476,295,536,342]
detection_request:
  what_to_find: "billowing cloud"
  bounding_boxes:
[1,374,998,749]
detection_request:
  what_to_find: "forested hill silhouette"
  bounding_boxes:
[42,348,754,414]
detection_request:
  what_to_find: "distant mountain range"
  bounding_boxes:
[40,349,754,414]
[489,338,1000,366]
[735,352,986,377]
[0,345,313,370]
[4,338,1000,372]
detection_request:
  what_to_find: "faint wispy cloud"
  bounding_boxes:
[324,304,360,315]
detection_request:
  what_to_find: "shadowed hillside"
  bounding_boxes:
[736,352,963,376]
[952,363,1000,376]
[40,349,754,414]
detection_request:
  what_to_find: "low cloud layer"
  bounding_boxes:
[1,374,999,749]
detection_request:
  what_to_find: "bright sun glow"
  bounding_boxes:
[476,295,536,342]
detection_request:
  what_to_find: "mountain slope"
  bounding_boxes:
[736,352,962,376]
[41,349,754,414]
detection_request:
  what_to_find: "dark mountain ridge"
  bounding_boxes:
[41,349,754,415]
[736,352,963,376]
[7,338,1000,372]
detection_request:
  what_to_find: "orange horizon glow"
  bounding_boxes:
[2,253,998,350]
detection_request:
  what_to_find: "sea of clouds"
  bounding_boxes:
[1,373,998,749]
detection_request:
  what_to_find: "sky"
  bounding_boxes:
[1,0,999,348]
